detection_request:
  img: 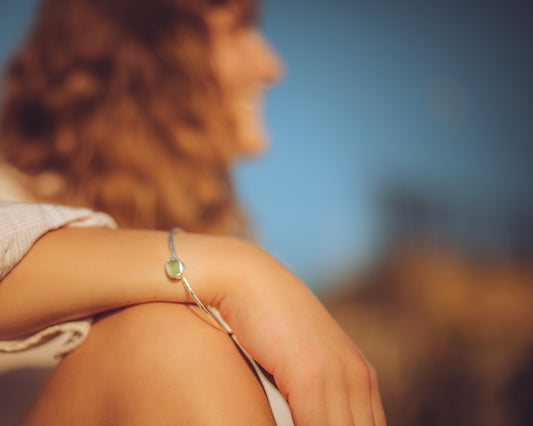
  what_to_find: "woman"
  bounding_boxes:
[1,0,275,235]
[0,0,386,424]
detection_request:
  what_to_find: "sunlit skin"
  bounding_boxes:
[207,7,284,159]
[1,4,387,426]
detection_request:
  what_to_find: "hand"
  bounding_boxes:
[215,239,386,426]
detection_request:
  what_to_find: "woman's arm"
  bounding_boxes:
[0,228,232,339]
[0,226,386,425]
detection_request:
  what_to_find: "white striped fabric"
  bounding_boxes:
[0,201,117,354]
[0,201,117,279]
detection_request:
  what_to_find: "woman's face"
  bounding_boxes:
[207,7,284,160]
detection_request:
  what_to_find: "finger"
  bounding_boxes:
[324,365,355,426]
[347,356,376,426]
[288,381,328,426]
[349,347,386,426]
[338,337,384,426]
[368,364,387,426]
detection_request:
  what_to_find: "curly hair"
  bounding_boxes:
[0,0,258,235]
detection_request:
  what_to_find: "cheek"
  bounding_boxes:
[211,41,240,90]
[222,61,251,96]
[212,36,259,96]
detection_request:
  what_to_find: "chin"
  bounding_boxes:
[230,112,270,160]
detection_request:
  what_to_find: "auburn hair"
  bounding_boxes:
[0,0,258,235]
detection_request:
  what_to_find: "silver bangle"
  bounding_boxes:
[165,228,237,336]
[165,227,211,315]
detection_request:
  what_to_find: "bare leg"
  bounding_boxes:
[20,303,276,426]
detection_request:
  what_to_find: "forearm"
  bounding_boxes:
[0,226,387,424]
[0,227,236,340]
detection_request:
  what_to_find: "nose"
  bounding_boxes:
[255,32,285,87]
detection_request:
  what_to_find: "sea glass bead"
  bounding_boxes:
[166,257,185,279]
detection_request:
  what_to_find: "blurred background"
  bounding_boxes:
[1,0,532,425]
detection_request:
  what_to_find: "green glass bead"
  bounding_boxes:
[166,257,185,279]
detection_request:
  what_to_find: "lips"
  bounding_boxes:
[240,92,265,114]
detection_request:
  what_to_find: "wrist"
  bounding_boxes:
[164,233,245,307]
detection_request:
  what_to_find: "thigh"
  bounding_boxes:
[20,303,276,426]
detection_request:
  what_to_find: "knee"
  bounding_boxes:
[78,303,276,425]
[89,303,247,384]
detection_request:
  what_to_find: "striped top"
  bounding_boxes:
[0,165,116,359]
